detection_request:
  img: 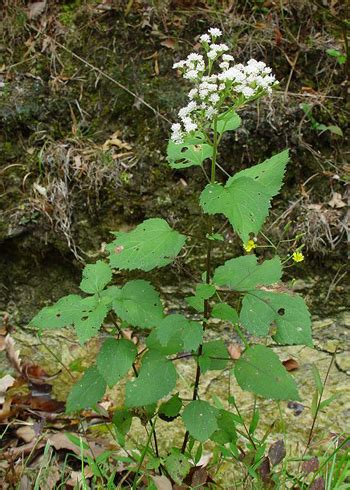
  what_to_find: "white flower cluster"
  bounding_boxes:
[171,28,277,144]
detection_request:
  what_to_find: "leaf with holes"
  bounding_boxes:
[199,340,228,373]
[79,260,112,294]
[167,133,213,169]
[66,366,106,412]
[159,394,182,419]
[113,280,163,328]
[165,449,191,484]
[213,255,282,291]
[240,290,312,345]
[125,352,177,407]
[213,108,241,134]
[234,345,300,400]
[97,338,137,387]
[182,400,218,442]
[200,178,271,243]
[31,294,109,344]
[227,150,289,199]
[107,218,186,272]
[146,314,203,354]
[185,283,216,312]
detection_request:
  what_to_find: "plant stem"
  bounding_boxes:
[132,420,156,490]
[181,120,218,454]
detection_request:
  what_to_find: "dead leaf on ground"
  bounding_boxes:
[48,432,107,458]
[310,476,325,490]
[268,439,286,466]
[66,468,94,486]
[328,192,346,209]
[302,456,320,474]
[27,1,47,20]
[257,457,272,484]
[228,343,242,360]
[0,375,15,404]
[16,425,36,443]
[282,358,299,371]
[5,334,22,373]
[151,475,173,490]
[160,38,177,49]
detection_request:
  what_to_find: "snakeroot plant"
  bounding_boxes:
[31,29,313,486]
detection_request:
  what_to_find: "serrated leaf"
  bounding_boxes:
[199,340,228,373]
[227,150,289,198]
[97,338,137,387]
[66,366,106,412]
[213,108,241,134]
[234,345,300,401]
[146,314,203,354]
[200,178,271,243]
[107,218,186,272]
[125,352,177,407]
[31,294,109,344]
[182,400,218,442]
[167,133,213,169]
[211,303,239,324]
[113,408,133,435]
[79,260,112,294]
[185,283,216,313]
[240,290,312,345]
[211,409,237,444]
[159,394,182,418]
[213,255,282,291]
[165,449,191,484]
[113,280,163,328]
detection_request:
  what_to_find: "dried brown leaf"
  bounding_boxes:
[151,475,173,490]
[0,375,15,404]
[302,456,319,474]
[5,335,21,373]
[268,439,286,466]
[228,343,242,360]
[48,433,106,458]
[310,476,325,490]
[328,192,346,209]
[28,1,47,19]
[160,38,177,49]
[282,358,299,372]
[16,425,36,443]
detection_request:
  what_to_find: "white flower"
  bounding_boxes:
[217,44,229,52]
[182,117,197,132]
[222,54,234,61]
[187,53,204,63]
[219,61,230,70]
[188,88,198,99]
[171,123,183,144]
[205,106,218,119]
[173,60,186,69]
[209,93,220,103]
[207,50,218,60]
[208,28,222,37]
[241,86,255,97]
[199,34,210,43]
[184,69,199,80]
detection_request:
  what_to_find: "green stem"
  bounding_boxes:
[132,421,156,490]
[181,118,218,454]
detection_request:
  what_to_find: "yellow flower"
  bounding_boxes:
[292,251,304,263]
[243,240,256,253]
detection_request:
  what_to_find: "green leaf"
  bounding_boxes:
[185,283,216,313]
[165,449,191,485]
[227,150,289,199]
[113,280,163,328]
[211,409,237,444]
[146,314,203,354]
[325,125,343,137]
[240,290,312,345]
[107,218,186,272]
[97,338,137,387]
[213,109,241,134]
[199,340,228,373]
[66,366,106,412]
[200,178,271,243]
[125,352,177,407]
[213,255,282,291]
[234,345,300,401]
[311,364,323,394]
[326,48,347,64]
[159,394,182,418]
[80,260,112,294]
[31,294,109,344]
[167,133,213,169]
[182,400,218,442]
[211,303,239,324]
[113,408,133,435]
